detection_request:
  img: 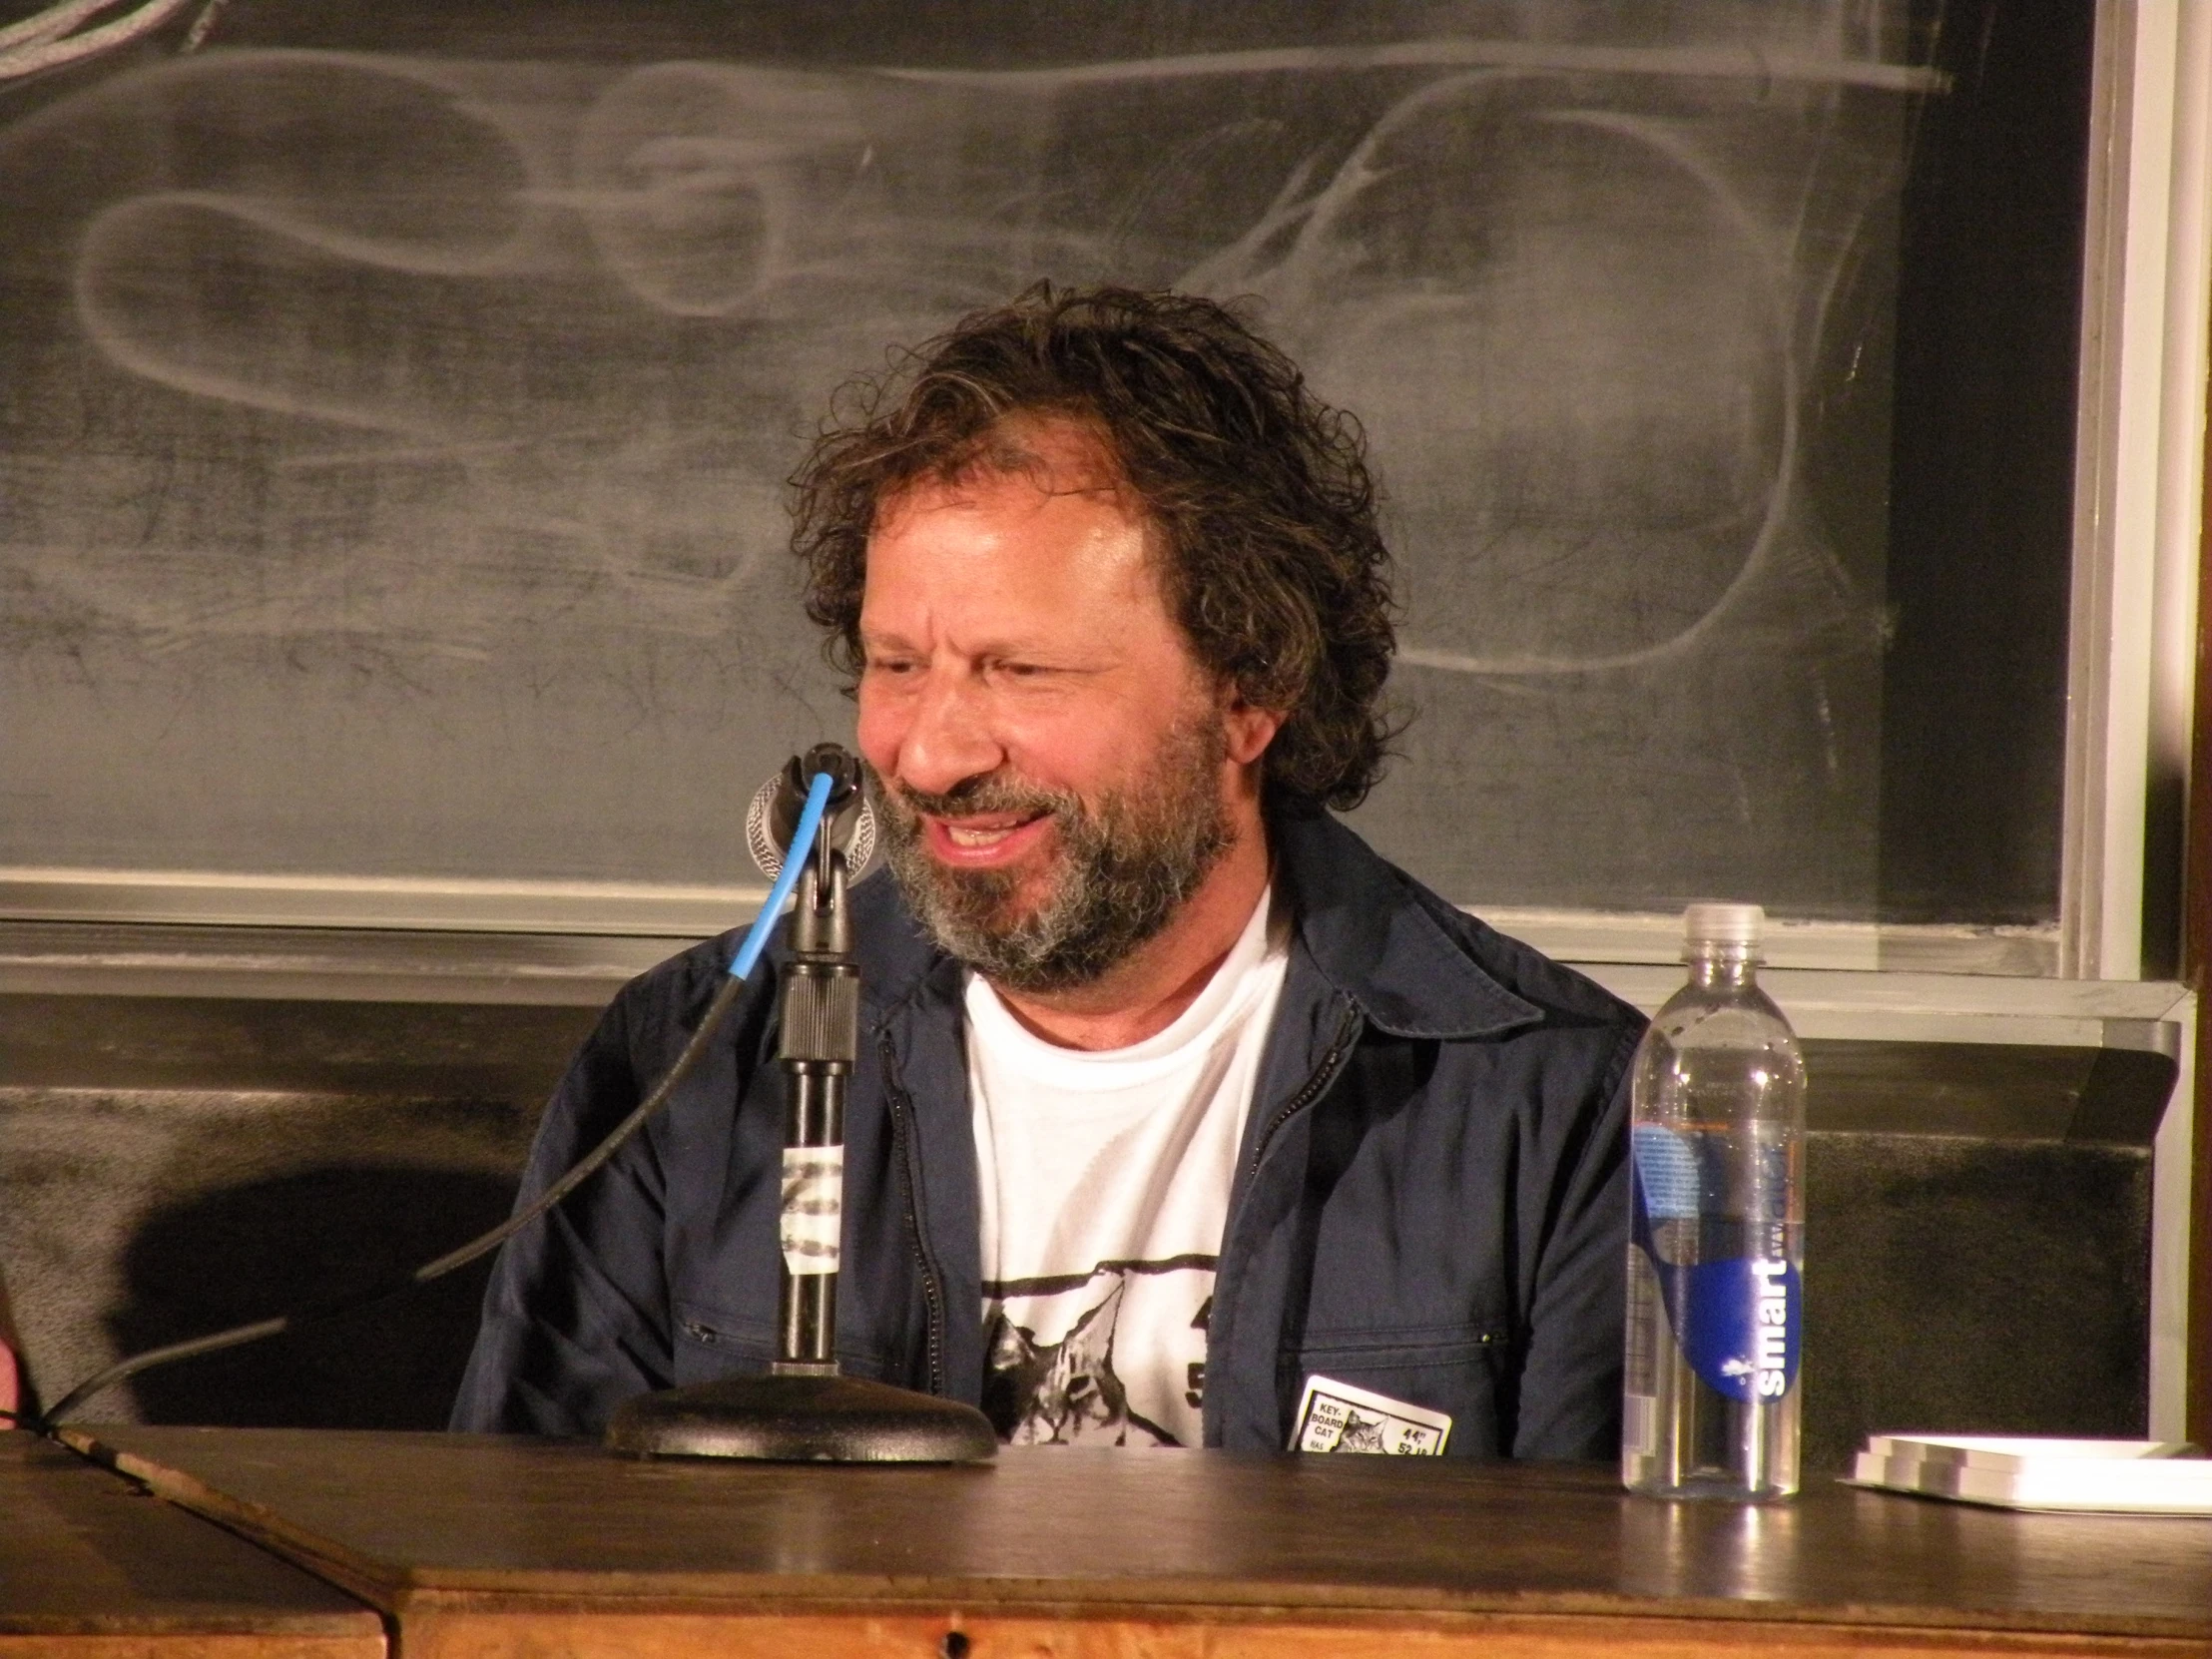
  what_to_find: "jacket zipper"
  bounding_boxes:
[878,1029,948,1396]
[1249,1000,1366,1176]
[1203,998,1364,1447]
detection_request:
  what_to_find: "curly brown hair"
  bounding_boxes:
[788,283,1400,813]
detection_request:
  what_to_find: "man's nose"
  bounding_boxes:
[894,673,1006,798]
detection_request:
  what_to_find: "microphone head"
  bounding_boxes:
[746,758,876,881]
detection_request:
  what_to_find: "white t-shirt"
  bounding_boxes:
[966,887,1290,1447]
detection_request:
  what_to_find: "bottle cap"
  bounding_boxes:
[1682,902,1764,946]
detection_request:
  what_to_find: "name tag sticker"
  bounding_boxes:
[1291,1375,1451,1455]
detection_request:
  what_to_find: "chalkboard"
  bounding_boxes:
[0,3,2037,921]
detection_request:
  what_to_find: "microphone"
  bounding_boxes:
[606,740,995,1462]
[44,739,989,1460]
[745,742,875,880]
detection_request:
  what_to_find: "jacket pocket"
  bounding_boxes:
[672,1300,775,1383]
[1283,1324,1512,1456]
[672,1299,890,1384]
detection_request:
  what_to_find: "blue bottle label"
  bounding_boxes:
[1666,1255,1800,1401]
[1631,1140,1801,1402]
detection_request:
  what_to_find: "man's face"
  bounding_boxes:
[854,421,1248,992]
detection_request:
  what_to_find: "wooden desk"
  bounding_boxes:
[0,1433,381,1659]
[56,1425,2212,1658]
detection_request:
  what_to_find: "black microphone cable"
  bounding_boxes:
[30,770,838,1431]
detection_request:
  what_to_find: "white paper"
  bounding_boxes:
[1847,1433,2212,1514]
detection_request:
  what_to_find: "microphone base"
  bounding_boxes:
[604,1373,998,1463]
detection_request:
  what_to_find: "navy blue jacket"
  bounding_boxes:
[452,811,1643,1456]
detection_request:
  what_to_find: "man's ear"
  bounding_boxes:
[1221,688,1285,769]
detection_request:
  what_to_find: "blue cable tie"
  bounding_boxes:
[728,769,835,981]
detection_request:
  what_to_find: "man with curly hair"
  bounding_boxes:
[455,285,1641,1458]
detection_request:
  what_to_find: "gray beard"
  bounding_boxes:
[872,722,1234,995]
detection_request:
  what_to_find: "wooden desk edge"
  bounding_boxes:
[390,1601,2212,1659]
[54,1428,2212,1652]
[3,1431,382,1659]
[0,1640,380,1659]
[53,1429,399,1628]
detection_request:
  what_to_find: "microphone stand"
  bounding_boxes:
[773,832,853,1379]
[606,753,995,1462]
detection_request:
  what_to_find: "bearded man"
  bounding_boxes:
[453,286,1642,1458]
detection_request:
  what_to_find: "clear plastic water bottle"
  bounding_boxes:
[1621,902,1805,1499]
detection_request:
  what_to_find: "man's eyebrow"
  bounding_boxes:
[859,628,1102,666]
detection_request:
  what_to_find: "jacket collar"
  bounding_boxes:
[1268,809,1540,1041]
[847,865,950,1015]
[850,808,1541,1042]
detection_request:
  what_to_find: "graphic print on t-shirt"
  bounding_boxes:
[966,885,1290,1450]
[981,1256,1216,1445]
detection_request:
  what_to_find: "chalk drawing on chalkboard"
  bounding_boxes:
[1173,76,1803,676]
[5,42,1909,670]
[0,21,1932,898]
[22,45,1886,660]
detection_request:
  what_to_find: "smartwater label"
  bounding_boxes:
[780,1146,842,1276]
[1623,1391,1658,1455]
[1630,1124,1704,1220]
[1631,1153,1801,1402]
[1674,1256,1800,1401]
